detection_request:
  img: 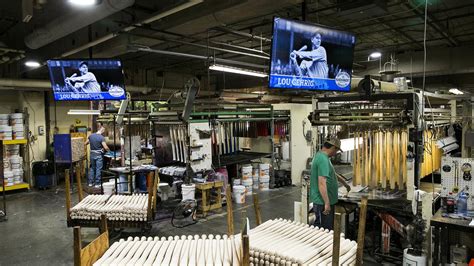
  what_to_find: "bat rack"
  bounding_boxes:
[148,102,291,188]
[311,90,472,189]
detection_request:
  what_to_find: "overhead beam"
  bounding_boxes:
[403,3,458,46]
[375,19,424,50]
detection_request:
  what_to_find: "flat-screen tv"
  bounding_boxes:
[47,59,127,101]
[269,17,356,91]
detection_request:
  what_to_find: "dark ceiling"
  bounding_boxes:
[0,0,473,94]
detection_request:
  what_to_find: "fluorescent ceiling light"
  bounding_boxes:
[67,109,101,115]
[25,61,40,68]
[449,88,464,95]
[369,52,382,59]
[251,91,267,95]
[68,0,97,6]
[209,64,267,78]
[406,79,411,83]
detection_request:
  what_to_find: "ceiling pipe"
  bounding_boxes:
[128,32,270,59]
[60,0,203,58]
[25,0,136,49]
[132,46,267,69]
[212,26,272,42]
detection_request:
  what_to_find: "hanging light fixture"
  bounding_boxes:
[67,109,101,115]
[68,0,100,6]
[209,64,267,78]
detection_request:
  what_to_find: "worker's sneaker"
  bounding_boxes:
[87,183,93,187]
[94,185,101,188]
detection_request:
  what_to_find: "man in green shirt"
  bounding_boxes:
[310,137,350,230]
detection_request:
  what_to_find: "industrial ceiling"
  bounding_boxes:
[0,0,473,99]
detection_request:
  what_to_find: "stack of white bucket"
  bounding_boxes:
[10,113,24,140]
[0,114,12,140]
[259,163,270,190]
[252,164,259,190]
[241,164,253,194]
[7,145,23,185]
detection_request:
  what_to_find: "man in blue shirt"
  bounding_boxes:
[85,123,110,187]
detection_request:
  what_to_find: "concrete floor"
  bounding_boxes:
[0,185,382,266]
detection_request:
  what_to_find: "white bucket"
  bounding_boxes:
[3,159,10,170]
[233,185,246,204]
[12,168,23,184]
[181,184,196,201]
[259,163,270,177]
[9,113,23,126]
[242,178,253,186]
[259,176,270,191]
[0,125,12,140]
[402,248,426,266]
[103,181,115,195]
[10,156,22,169]
[4,171,14,185]
[9,113,23,119]
[4,170,13,178]
[158,183,171,201]
[252,182,259,190]
[13,176,22,184]
[12,125,24,139]
[233,179,241,186]
[242,165,253,180]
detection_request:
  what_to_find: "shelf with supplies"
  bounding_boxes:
[3,139,28,145]
[0,182,29,192]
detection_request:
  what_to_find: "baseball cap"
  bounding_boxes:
[326,137,342,152]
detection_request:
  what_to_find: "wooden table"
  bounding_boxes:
[195,181,224,216]
[430,209,474,265]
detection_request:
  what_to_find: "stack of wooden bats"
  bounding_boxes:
[352,128,408,190]
[211,122,239,156]
[169,125,188,163]
[210,121,289,156]
[421,129,443,178]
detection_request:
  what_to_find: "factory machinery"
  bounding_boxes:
[306,87,473,261]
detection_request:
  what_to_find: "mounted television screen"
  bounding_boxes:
[47,59,127,101]
[269,17,356,91]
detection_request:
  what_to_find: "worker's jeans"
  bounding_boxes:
[88,151,103,186]
[314,204,335,230]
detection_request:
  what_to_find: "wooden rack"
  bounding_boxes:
[74,215,109,266]
[65,167,158,230]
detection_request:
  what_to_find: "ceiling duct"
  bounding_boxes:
[24,0,135,49]
[60,0,203,58]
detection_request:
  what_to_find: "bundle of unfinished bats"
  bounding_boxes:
[352,128,408,190]
[92,218,356,266]
[169,125,188,163]
[70,194,149,221]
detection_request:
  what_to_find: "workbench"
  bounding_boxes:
[105,165,158,193]
[431,209,474,265]
[195,180,224,216]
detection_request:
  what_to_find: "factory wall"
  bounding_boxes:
[49,100,91,134]
[0,90,92,177]
[273,104,313,185]
[245,103,312,185]
[0,91,48,167]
